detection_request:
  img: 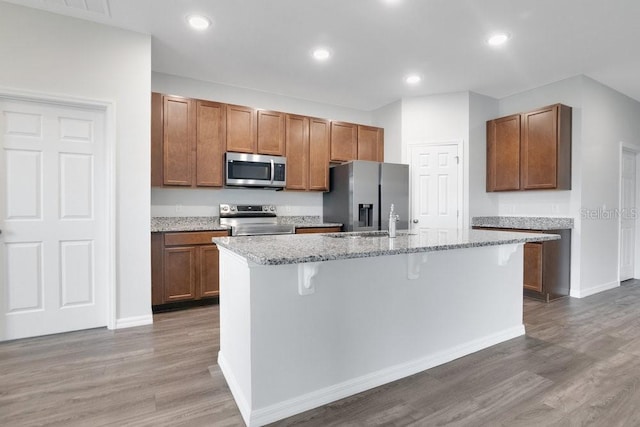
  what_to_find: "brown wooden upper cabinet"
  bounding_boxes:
[285,114,309,190]
[330,121,357,162]
[257,110,285,156]
[486,103,571,192]
[357,125,384,161]
[152,92,383,191]
[151,93,226,188]
[330,121,384,162]
[308,118,331,191]
[225,104,256,153]
[521,104,572,190]
[158,94,195,186]
[285,115,330,191]
[196,100,225,187]
[486,114,521,191]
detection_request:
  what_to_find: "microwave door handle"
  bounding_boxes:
[270,159,275,184]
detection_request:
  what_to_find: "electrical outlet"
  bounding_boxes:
[175,204,183,213]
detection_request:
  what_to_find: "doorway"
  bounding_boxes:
[0,94,113,340]
[620,146,638,281]
[409,141,463,229]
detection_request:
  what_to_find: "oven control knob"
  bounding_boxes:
[221,205,229,212]
[269,206,275,212]
[230,206,237,211]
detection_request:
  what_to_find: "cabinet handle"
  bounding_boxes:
[270,159,275,184]
[412,219,419,224]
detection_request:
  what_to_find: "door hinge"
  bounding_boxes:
[455,156,460,164]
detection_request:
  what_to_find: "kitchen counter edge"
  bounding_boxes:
[213,229,560,266]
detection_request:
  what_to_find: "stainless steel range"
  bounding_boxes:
[219,204,295,236]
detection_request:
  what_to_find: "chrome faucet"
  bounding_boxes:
[388,204,400,238]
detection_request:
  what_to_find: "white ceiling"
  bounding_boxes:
[5,0,640,111]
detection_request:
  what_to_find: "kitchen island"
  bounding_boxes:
[213,228,559,426]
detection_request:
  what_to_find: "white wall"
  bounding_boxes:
[372,100,402,163]
[151,188,322,217]
[578,76,640,296]
[151,72,374,217]
[493,75,640,297]
[0,3,152,324]
[494,76,584,295]
[468,92,499,217]
[401,92,471,226]
[496,76,584,218]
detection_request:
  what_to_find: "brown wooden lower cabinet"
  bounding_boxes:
[295,226,342,234]
[523,242,543,292]
[472,227,571,301]
[151,230,228,309]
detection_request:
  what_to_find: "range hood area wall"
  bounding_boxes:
[151,187,323,217]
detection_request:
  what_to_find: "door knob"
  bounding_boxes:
[412,219,419,223]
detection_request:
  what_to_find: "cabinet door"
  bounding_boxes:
[151,92,163,187]
[151,233,164,305]
[357,125,383,161]
[226,104,256,153]
[330,121,357,162]
[163,96,195,186]
[196,101,225,187]
[257,110,285,155]
[521,104,571,190]
[521,105,557,190]
[163,247,197,301]
[486,114,520,191]
[523,242,543,292]
[295,227,341,234]
[199,245,220,298]
[285,114,309,190]
[309,118,331,191]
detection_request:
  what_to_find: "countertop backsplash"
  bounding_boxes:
[151,187,323,217]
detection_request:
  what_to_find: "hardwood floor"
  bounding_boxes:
[2,280,640,426]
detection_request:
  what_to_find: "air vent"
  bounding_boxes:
[44,0,111,17]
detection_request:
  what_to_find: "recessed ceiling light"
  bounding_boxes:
[312,48,331,61]
[187,14,211,30]
[487,33,510,46]
[405,74,421,85]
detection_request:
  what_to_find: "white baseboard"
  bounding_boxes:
[113,314,153,329]
[218,352,252,425]
[220,325,525,427]
[570,280,619,298]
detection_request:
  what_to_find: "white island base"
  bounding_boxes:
[218,243,525,426]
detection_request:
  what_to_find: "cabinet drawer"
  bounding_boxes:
[296,226,342,234]
[164,231,228,246]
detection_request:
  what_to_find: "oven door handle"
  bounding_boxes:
[270,159,275,184]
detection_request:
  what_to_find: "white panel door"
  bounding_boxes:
[620,149,636,281]
[410,144,461,229]
[0,98,107,340]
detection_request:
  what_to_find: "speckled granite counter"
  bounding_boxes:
[151,217,227,232]
[472,216,574,230]
[213,228,558,265]
[151,216,341,232]
[279,216,342,229]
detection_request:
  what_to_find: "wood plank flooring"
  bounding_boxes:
[2,280,640,426]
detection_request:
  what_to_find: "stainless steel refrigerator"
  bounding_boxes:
[323,160,409,232]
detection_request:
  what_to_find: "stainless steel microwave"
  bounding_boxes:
[225,152,287,188]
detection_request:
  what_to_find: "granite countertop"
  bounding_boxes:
[151,217,227,232]
[471,216,574,230]
[213,228,559,265]
[151,216,341,232]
